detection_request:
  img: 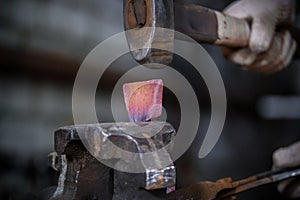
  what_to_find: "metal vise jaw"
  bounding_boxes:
[48,121,176,200]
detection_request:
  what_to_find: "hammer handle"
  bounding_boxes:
[175,3,300,54]
[174,3,250,47]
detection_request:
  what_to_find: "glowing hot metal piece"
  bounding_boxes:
[123,79,163,122]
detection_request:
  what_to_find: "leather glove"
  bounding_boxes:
[222,0,296,74]
[273,141,300,198]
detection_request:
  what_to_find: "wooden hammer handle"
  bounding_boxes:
[174,3,250,47]
[175,3,300,55]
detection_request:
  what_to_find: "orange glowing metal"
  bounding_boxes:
[123,79,163,122]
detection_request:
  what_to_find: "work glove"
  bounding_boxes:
[221,0,297,74]
[273,141,300,198]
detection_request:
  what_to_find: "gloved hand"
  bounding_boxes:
[222,0,296,74]
[273,141,300,198]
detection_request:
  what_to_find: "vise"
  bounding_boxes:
[46,121,176,200]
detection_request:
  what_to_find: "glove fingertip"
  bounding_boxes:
[272,148,287,168]
[278,180,291,194]
[223,2,249,18]
[230,48,256,66]
[249,36,273,53]
[249,19,276,53]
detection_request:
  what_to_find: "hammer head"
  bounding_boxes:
[124,0,174,67]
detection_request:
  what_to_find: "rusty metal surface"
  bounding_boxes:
[124,0,174,66]
[168,178,233,200]
[168,168,300,200]
[50,121,177,199]
[217,167,300,199]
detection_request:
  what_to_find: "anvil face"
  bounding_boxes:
[123,79,163,122]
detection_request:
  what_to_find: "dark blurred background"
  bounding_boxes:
[0,0,300,199]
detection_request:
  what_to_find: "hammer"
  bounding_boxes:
[124,0,300,65]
